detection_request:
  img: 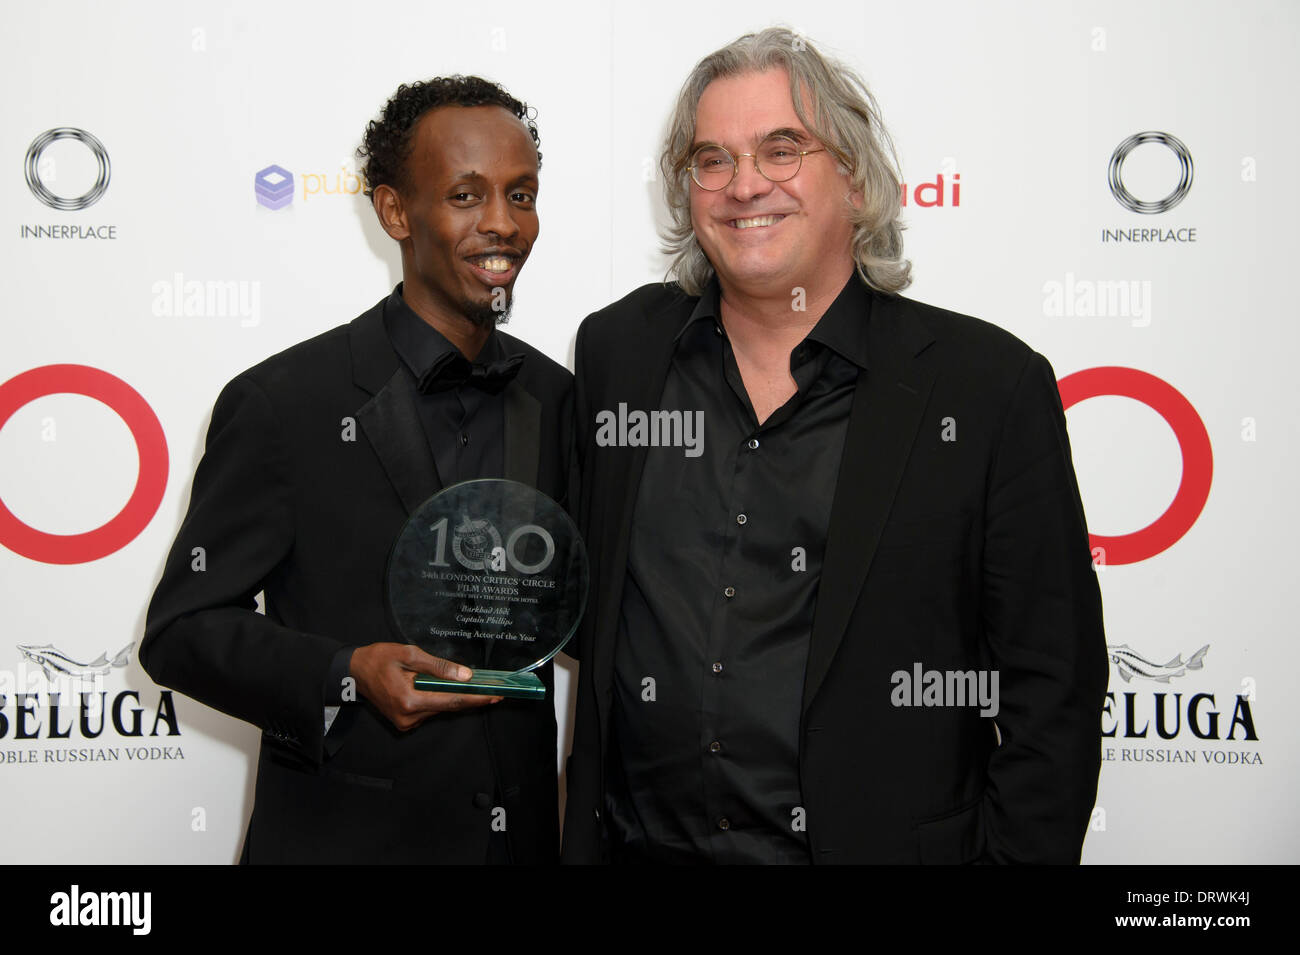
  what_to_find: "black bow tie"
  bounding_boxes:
[418,350,525,395]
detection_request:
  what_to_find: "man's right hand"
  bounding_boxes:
[349,642,502,732]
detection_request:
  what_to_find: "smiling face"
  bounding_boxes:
[379,104,539,328]
[690,68,858,300]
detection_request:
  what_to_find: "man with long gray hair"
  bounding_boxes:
[562,27,1107,864]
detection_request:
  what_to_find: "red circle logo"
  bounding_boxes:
[1057,366,1212,565]
[0,364,168,564]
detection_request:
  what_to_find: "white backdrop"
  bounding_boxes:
[1,0,1296,864]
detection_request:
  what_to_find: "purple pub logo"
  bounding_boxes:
[254,164,294,210]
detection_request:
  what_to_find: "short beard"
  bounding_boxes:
[462,293,513,329]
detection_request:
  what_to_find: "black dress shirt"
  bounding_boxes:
[383,285,508,486]
[607,274,871,864]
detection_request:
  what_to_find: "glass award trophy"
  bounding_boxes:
[386,479,588,701]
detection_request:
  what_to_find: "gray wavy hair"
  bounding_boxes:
[660,27,911,296]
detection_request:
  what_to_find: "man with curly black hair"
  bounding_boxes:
[359,77,543,329]
[143,76,572,863]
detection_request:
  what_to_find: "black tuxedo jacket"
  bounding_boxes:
[561,281,1108,864]
[141,296,573,863]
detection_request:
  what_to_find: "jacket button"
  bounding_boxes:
[717,818,731,831]
[473,792,493,809]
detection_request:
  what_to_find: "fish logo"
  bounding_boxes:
[17,642,134,682]
[1107,643,1208,684]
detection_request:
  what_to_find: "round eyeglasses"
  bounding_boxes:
[688,135,827,191]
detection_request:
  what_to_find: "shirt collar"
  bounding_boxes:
[383,282,503,378]
[675,279,723,343]
[675,273,872,369]
[806,273,872,370]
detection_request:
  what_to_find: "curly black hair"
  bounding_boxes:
[358,75,541,197]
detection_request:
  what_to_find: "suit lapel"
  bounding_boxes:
[350,302,442,514]
[802,294,938,711]
[502,380,540,487]
[591,320,682,702]
[357,369,441,514]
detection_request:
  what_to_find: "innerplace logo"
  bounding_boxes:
[1108,131,1193,215]
[24,127,111,211]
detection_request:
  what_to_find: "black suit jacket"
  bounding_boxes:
[561,282,1108,864]
[141,296,573,863]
